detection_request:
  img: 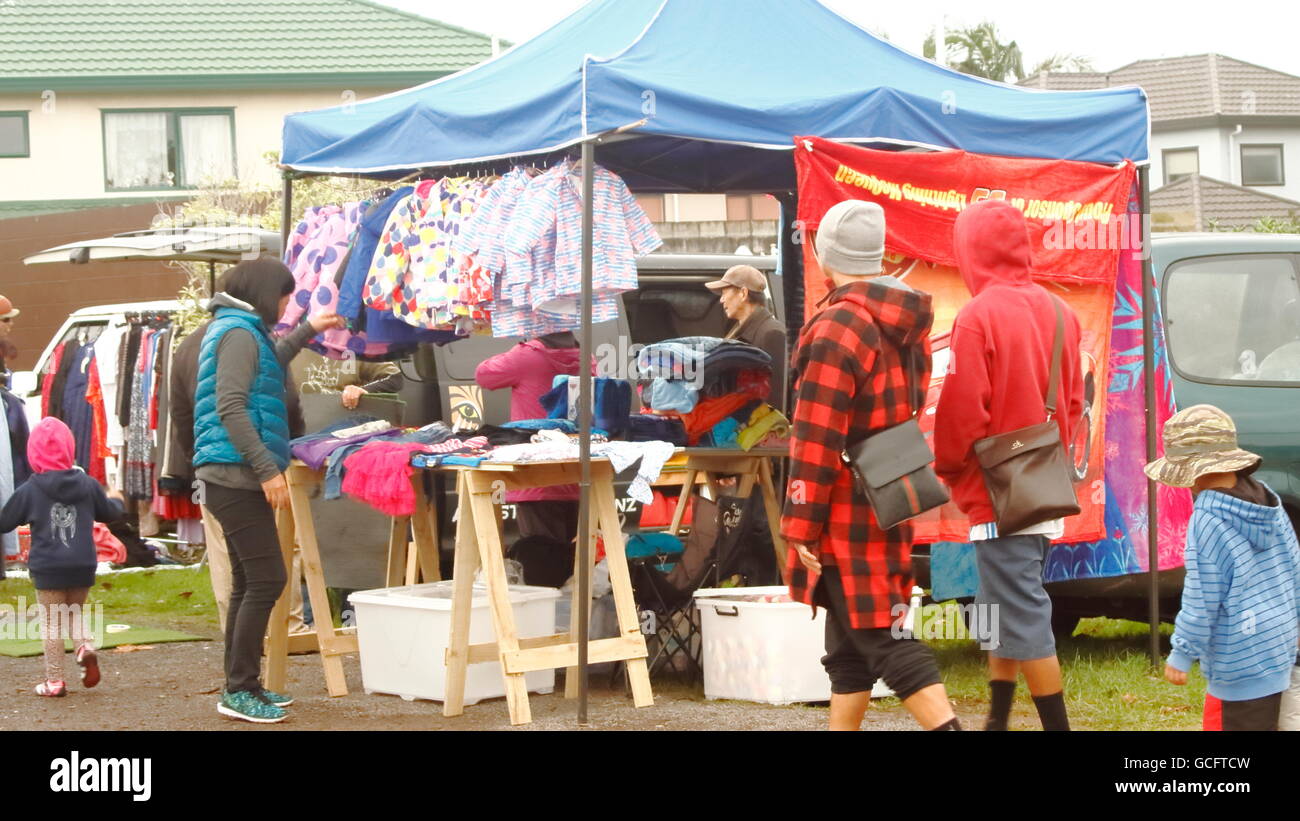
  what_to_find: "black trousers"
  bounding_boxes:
[515,500,579,544]
[205,483,287,694]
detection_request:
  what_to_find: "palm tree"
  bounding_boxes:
[1032,53,1096,74]
[923,21,1025,83]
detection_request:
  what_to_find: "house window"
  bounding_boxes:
[1241,144,1285,186]
[1162,147,1199,186]
[725,194,781,222]
[636,194,665,222]
[102,109,235,190]
[0,111,29,158]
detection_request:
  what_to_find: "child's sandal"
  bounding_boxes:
[35,680,67,697]
[76,645,100,688]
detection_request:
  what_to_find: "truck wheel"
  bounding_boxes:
[1051,609,1079,639]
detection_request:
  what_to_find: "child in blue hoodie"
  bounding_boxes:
[0,417,123,697]
[1146,405,1300,730]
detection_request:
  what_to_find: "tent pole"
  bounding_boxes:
[1139,165,1161,667]
[207,260,216,298]
[280,170,295,264]
[577,138,595,726]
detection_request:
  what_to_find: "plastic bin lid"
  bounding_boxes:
[692,585,799,605]
[693,585,789,599]
[348,580,561,610]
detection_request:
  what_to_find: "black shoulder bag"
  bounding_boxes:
[841,343,949,530]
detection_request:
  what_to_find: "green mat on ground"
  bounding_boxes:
[0,627,208,657]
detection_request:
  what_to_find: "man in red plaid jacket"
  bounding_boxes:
[782,200,960,731]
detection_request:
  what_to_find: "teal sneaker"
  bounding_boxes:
[256,687,294,707]
[217,689,286,723]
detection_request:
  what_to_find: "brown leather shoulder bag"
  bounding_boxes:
[971,297,1081,534]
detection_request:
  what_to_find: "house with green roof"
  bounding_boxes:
[0,0,499,218]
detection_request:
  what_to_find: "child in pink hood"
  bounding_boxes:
[475,332,591,544]
[0,417,124,697]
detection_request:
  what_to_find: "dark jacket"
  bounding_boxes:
[164,313,307,494]
[780,278,933,629]
[727,306,787,410]
[0,469,123,589]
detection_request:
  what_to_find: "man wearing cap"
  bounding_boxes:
[781,199,960,731]
[706,265,787,409]
[0,295,19,387]
[1146,404,1300,731]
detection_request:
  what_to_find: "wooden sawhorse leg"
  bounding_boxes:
[756,457,787,571]
[410,473,441,584]
[464,470,532,725]
[287,465,356,697]
[443,472,479,718]
[590,466,653,708]
[263,505,296,693]
[666,468,698,538]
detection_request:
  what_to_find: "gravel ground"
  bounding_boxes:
[0,639,987,731]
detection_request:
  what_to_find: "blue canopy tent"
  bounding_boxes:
[283,0,1148,183]
[280,0,1160,719]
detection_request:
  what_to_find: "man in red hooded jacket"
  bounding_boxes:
[934,199,1085,731]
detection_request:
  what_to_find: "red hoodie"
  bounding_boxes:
[475,339,591,502]
[933,200,1085,527]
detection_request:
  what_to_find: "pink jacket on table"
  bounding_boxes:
[475,340,591,502]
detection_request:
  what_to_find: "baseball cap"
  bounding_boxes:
[0,295,18,320]
[815,200,885,276]
[705,264,767,293]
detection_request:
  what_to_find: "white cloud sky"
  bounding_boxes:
[382,0,1300,78]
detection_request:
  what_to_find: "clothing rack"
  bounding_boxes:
[123,311,173,327]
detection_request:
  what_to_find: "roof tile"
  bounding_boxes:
[0,0,496,80]
[1020,54,1300,122]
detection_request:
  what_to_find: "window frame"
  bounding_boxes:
[0,110,30,158]
[1161,146,1200,186]
[1161,252,1300,389]
[100,107,237,192]
[1239,143,1286,187]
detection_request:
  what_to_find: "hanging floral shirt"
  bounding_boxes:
[364,179,439,312]
[503,160,662,309]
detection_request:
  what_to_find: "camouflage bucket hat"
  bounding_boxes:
[1143,404,1261,488]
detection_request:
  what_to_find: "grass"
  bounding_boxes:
[0,566,221,636]
[910,604,1206,731]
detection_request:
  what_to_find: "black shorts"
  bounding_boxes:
[815,567,942,700]
[1222,691,1283,731]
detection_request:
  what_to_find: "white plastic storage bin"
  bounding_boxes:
[349,581,560,705]
[693,586,892,705]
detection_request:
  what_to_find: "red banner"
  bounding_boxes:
[792,137,1133,544]
[794,136,1136,287]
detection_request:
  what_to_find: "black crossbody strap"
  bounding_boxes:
[1045,296,1065,419]
[901,342,925,418]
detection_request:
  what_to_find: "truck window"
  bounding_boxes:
[1165,254,1300,383]
[623,277,735,345]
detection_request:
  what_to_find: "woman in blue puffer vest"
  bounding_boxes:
[193,259,342,724]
